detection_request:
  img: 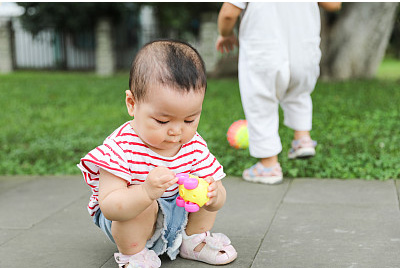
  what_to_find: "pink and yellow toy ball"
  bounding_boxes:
[227,120,249,149]
[176,173,209,213]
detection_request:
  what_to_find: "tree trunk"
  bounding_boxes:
[0,20,14,73]
[197,12,220,76]
[320,2,398,81]
[95,18,115,76]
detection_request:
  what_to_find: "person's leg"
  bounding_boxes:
[238,40,287,160]
[112,201,159,255]
[238,41,289,183]
[294,130,311,140]
[260,155,279,168]
[180,205,237,265]
[185,207,217,236]
[281,37,320,159]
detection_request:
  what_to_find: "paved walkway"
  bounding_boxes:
[1,175,399,267]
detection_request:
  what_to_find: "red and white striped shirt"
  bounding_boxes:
[77,121,226,216]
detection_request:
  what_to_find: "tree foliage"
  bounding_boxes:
[17,3,139,34]
[148,2,222,38]
[16,2,221,39]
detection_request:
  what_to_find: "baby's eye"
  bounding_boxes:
[155,119,168,124]
[184,120,195,124]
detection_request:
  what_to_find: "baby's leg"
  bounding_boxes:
[281,38,319,133]
[185,207,217,235]
[180,208,237,264]
[294,130,311,140]
[112,201,158,255]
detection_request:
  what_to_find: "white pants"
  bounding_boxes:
[238,39,321,158]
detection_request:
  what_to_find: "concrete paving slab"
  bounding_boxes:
[395,180,400,207]
[284,178,398,205]
[0,228,23,246]
[0,176,89,229]
[1,176,399,268]
[0,194,115,267]
[254,179,400,268]
[256,203,400,268]
[0,176,37,195]
[214,176,290,237]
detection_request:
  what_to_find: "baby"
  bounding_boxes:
[78,40,237,267]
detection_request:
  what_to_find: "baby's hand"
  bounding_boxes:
[143,166,178,201]
[215,34,238,54]
[204,176,219,207]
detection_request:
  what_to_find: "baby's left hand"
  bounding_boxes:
[204,176,219,207]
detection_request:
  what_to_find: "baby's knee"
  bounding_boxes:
[133,200,159,224]
[111,201,159,242]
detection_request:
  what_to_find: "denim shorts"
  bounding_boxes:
[93,194,188,260]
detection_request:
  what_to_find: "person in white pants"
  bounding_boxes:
[216,2,341,184]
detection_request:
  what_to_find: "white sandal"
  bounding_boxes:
[114,248,161,268]
[180,231,237,265]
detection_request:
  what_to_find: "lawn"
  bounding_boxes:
[0,62,399,179]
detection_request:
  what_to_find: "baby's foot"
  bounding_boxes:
[180,231,237,265]
[288,136,317,159]
[242,162,283,184]
[114,248,161,268]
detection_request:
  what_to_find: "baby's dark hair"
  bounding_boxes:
[129,39,207,102]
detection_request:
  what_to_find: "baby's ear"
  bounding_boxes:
[125,90,135,117]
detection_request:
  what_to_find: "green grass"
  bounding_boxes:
[1,68,399,179]
[377,57,400,80]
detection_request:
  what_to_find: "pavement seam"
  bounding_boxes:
[100,255,114,268]
[0,230,23,247]
[250,179,293,268]
[395,180,400,211]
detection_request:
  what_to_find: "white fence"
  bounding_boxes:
[12,19,95,70]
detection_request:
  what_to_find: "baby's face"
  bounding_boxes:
[129,85,204,157]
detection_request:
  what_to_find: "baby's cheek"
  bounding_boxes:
[146,131,165,145]
[184,128,198,142]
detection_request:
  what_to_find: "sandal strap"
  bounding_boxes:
[114,253,132,268]
[203,233,231,251]
[292,137,317,149]
[183,232,208,254]
[114,249,161,268]
[247,162,281,177]
[196,232,235,264]
[248,163,266,177]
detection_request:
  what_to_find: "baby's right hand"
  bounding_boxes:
[142,166,178,201]
[216,34,238,54]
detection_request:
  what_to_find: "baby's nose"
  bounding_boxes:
[168,127,181,136]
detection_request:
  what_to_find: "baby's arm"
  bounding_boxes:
[216,3,242,53]
[318,2,342,12]
[98,166,178,222]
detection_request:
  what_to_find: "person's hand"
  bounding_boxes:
[204,176,220,207]
[216,34,239,54]
[142,166,178,201]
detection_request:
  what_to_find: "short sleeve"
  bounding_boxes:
[78,138,132,183]
[191,145,226,181]
[229,2,246,10]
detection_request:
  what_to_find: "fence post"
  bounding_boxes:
[95,17,115,76]
[0,19,13,73]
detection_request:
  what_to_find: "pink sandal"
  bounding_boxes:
[288,136,317,159]
[114,248,161,268]
[180,231,237,265]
